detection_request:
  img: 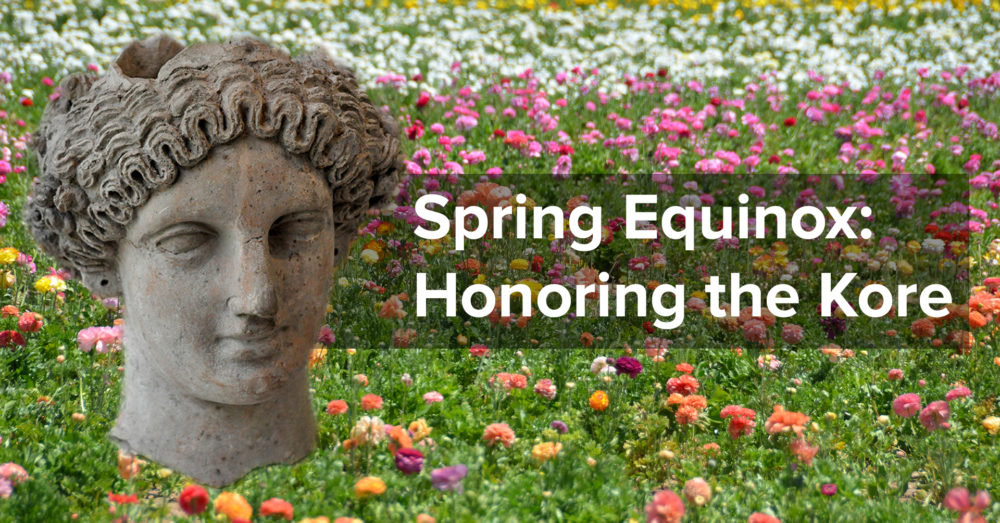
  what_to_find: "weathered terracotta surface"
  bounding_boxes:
[25,34,402,486]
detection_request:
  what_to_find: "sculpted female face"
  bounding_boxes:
[117,135,336,405]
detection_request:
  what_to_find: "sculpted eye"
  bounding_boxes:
[153,225,215,256]
[269,211,326,254]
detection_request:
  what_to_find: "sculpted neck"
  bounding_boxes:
[110,331,316,487]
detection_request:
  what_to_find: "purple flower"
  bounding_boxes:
[550,420,568,434]
[394,448,424,475]
[431,464,468,492]
[613,356,643,378]
[821,483,837,496]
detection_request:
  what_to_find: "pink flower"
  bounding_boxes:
[919,400,950,431]
[780,324,804,344]
[645,489,685,523]
[892,393,922,418]
[943,487,991,523]
[945,386,971,402]
[533,379,557,400]
[76,326,122,353]
[887,369,904,381]
[423,391,444,404]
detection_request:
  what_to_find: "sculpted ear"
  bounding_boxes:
[80,267,122,298]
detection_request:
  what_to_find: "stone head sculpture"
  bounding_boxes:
[25,34,402,486]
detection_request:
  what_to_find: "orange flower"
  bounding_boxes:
[910,317,936,338]
[483,423,516,448]
[666,393,685,405]
[968,310,988,329]
[387,425,413,454]
[789,438,819,466]
[531,441,562,462]
[354,476,386,498]
[0,305,19,318]
[589,390,609,411]
[326,399,349,415]
[378,295,407,319]
[360,394,383,411]
[259,498,294,520]
[764,406,810,436]
[682,394,707,411]
[675,405,700,425]
[580,331,595,347]
[214,492,253,521]
[117,450,144,480]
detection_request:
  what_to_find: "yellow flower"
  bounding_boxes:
[0,271,14,289]
[515,278,543,300]
[0,247,19,265]
[214,492,253,521]
[355,476,386,498]
[984,416,1000,436]
[309,346,328,367]
[906,240,922,254]
[531,441,562,462]
[896,260,914,276]
[473,274,487,285]
[408,418,432,442]
[509,258,530,271]
[34,275,66,293]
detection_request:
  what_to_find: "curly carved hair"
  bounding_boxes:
[25,34,402,296]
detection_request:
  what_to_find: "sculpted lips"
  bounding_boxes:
[217,319,286,361]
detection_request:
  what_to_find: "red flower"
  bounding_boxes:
[493,129,506,138]
[643,321,655,334]
[108,492,138,505]
[179,484,209,515]
[259,497,294,520]
[19,97,33,107]
[710,97,722,106]
[0,330,26,348]
[783,117,796,127]
[416,92,430,108]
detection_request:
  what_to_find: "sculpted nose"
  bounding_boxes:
[227,235,278,318]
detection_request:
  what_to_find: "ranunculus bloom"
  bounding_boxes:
[326,399,348,415]
[589,390,609,411]
[214,492,253,521]
[354,476,386,498]
[945,386,971,402]
[821,483,837,496]
[360,394,383,411]
[764,406,810,435]
[943,487,991,522]
[720,405,757,439]
[423,391,444,404]
[533,379,557,400]
[395,447,424,475]
[887,368,903,381]
[645,488,685,523]
[666,375,700,395]
[0,463,28,485]
[613,356,643,378]
[781,324,804,344]
[431,464,467,492]
[259,498,294,520]
[892,393,921,417]
[179,484,210,515]
[983,416,1000,435]
[790,438,819,466]
[16,311,43,333]
[531,441,562,462]
[919,400,950,431]
[483,423,516,448]
[683,477,711,506]
[748,513,782,523]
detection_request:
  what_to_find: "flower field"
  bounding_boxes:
[2,0,1000,521]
